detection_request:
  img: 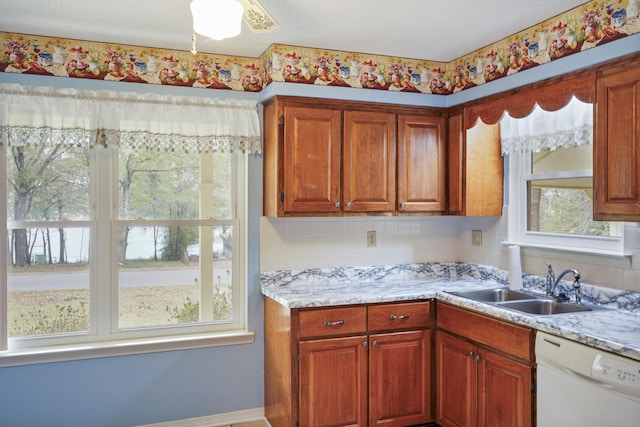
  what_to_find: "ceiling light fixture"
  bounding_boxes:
[190,0,244,41]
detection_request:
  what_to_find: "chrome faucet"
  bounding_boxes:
[546,263,582,304]
[545,263,555,296]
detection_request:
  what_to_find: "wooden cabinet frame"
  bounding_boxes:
[436,303,534,427]
[264,297,434,427]
[263,96,447,217]
[595,61,640,220]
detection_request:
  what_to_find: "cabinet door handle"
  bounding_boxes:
[345,201,352,208]
[334,201,341,208]
[371,340,378,347]
[323,319,345,326]
[362,341,368,348]
[468,351,481,361]
[400,201,406,208]
[389,314,410,320]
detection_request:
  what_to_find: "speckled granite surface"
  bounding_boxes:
[261,262,640,362]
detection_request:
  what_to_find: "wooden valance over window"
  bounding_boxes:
[465,73,595,129]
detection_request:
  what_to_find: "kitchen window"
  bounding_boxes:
[0,84,260,361]
[503,96,622,254]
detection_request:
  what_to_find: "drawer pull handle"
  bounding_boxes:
[389,314,410,320]
[323,320,345,326]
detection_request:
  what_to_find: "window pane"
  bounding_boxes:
[212,153,233,220]
[118,225,199,328]
[7,227,90,337]
[118,148,199,220]
[207,225,232,321]
[7,145,90,221]
[118,149,233,220]
[118,225,233,328]
[527,180,620,237]
[532,144,591,174]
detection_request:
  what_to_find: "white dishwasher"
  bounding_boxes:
[536,331,640,426]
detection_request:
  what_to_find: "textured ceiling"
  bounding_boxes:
[0,0,590,62]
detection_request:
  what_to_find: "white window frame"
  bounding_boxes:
[1,141,253,367]
[507,150,624,255]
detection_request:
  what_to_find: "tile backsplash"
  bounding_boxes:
[260,210,640,293]
[259,215,502,271]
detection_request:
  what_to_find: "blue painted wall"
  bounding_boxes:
[0,33,638,426]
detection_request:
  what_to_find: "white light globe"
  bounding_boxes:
[191,0,244,41]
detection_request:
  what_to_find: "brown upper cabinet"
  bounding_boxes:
[594,63,640,221]
[263,96,447,217]
[397,114,447,212]
[281,105,342,213]
[343,110,397,212]
[447,110,503,216]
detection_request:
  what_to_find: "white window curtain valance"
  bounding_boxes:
[500,96,593,155]
[0,83,261,153]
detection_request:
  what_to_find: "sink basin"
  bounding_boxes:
[448,287,604,316]
[497,299,593,315]
[449,288,539,303]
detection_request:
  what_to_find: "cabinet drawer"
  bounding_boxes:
[437,303,533,361]
[298,306,367,338]
[368,301,431,332]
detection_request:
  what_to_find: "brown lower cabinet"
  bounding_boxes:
[435,303,535,427]
[264,297,433,427]
[265,298,534,427]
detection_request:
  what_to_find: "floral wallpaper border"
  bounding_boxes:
[2,0,639,95]
[0,37,262,92]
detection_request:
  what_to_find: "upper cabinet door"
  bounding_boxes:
[343,110,396,212]
[595,67,640,221]
[283,106,342,213]
[397,114,447,212]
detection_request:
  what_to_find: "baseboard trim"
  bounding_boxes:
[137,407,267,427]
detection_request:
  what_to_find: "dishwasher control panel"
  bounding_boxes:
[536,331,640,403]
[592,353,640,400]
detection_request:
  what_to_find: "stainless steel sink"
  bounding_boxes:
[447,287,603,315]
[449,288,539,302]
[497,299,593,315]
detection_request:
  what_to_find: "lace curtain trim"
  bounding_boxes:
[0,83,261,154]
[0,126,261,153]
[500,123,592,155]
[499,96,593,155]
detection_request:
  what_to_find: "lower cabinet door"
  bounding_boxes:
[477,349,532,427]
[299,335,368,427]
[369,330,432,427]
[436,331,478,427]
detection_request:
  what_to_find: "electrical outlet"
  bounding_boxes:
[471,230,482,246]
[367,230,377,247]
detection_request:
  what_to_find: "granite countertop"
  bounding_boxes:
[261,262,640,362]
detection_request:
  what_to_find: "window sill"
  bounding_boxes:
[0,330,255,368]
[501,241,632,261]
